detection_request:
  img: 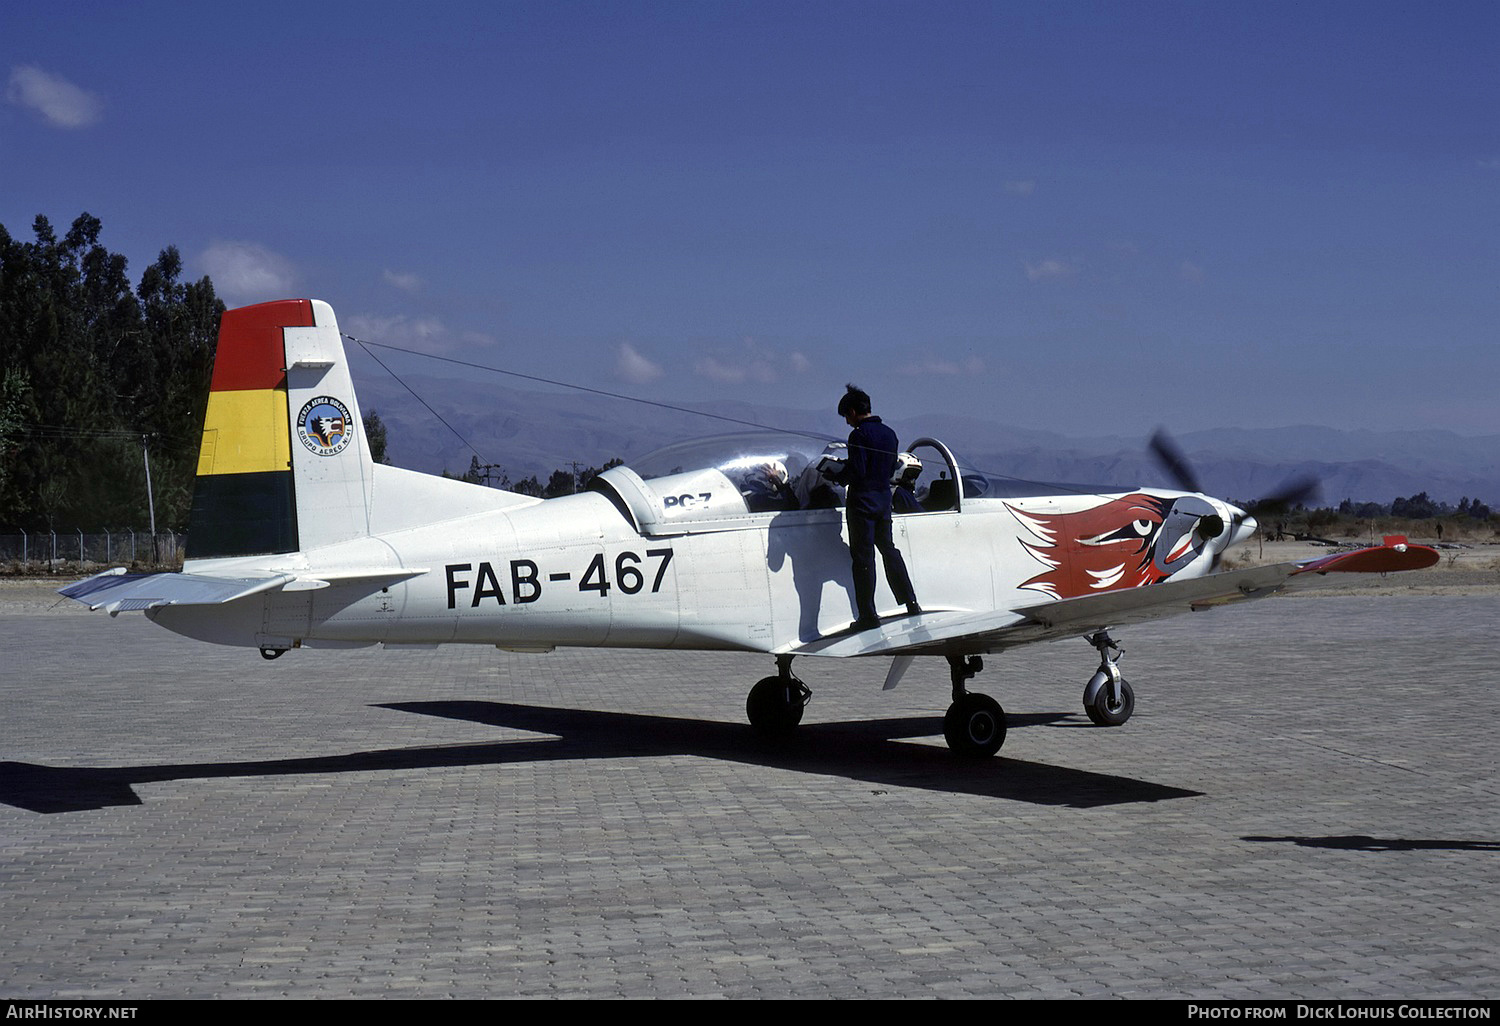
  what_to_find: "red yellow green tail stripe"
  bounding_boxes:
[186,300,315,558]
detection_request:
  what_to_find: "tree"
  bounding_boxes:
[0,212,224,531]
[0,367,32,513]
[363,410,390,464]
[1391,492,1439,519]
[543,468,577,497]
[577,458,624,489]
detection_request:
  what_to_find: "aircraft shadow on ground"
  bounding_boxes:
[1243,835,1500,853]
[0,701,1201,814]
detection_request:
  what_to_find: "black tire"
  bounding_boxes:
[1085,678,1135,726]
[747,675,806,735]
[944,693,1007,757]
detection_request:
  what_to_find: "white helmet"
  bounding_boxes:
[892,452,922,488]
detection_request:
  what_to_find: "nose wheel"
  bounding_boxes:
[1086,677,1135,725]
[1082,631,1135,726]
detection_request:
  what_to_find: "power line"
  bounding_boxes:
[343,334,838,446]
[350,338,492,465]
[340,332,1135,501]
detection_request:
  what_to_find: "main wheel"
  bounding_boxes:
[944,693,1007,757]
[746,676,807,735]
[1085,678,1135,726]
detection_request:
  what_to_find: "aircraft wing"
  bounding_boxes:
[790,539,1439,659]
[59,566,427,615]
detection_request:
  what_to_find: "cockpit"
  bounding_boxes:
[589,432,974,536]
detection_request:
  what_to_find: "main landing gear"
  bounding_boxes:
[742,652,1011,757]
[943,654,1007,758]
[1081,630,1135,726]
[746,654,811,736]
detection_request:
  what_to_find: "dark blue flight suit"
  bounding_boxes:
[839,416,918,627]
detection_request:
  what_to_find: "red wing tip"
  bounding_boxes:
[1297,542,1441,575]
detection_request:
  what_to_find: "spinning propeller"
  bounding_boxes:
[1149,430,1319,556]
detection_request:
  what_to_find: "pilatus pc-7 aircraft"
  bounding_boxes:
[63,300,1438,757]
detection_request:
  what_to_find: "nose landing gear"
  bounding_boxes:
[1082,630,1135,726]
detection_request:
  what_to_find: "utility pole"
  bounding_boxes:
[142,434,158,562]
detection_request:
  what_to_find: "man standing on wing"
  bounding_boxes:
[833,383,920,631]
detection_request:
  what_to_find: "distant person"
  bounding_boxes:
[829,384,919,630]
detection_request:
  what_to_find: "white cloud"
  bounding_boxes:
[695,354,765,384]
[344,312,447,347]
[899,355,985,377]
[199,241,295,305]
[1024,258,1076,282]
[6,65,102,128]
[692,336,803,385]
[341,317,495,357]
[615,342,664,384]
[383,269,422,293]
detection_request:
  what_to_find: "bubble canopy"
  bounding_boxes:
[628,432,832,483]
[590,431,971,535]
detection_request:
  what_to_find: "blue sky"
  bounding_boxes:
[4,0,1497,438]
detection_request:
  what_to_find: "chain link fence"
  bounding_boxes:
[0,530,184,570]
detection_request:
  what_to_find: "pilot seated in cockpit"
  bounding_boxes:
[737,459,800,513]
[891,452,923,513]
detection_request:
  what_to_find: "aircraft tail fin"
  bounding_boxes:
[187,299,374,560]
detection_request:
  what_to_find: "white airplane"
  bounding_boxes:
[61,299,1439,757]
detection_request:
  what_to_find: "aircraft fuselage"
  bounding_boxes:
[152,483,1241,656]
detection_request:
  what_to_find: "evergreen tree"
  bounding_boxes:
[363,411,390,464]
[0,213,224,531]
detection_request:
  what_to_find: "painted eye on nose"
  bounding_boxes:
[1133,519,1153,536]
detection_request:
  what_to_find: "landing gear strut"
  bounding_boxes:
[1082,630,1135,726]
[943,654,1007,757]
[746,654,811,736]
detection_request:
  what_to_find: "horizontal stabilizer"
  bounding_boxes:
[60,565,430,612]
[279,567,429,591]
[59,569,293,614]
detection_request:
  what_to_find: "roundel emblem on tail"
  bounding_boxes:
[296,396,354,456]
